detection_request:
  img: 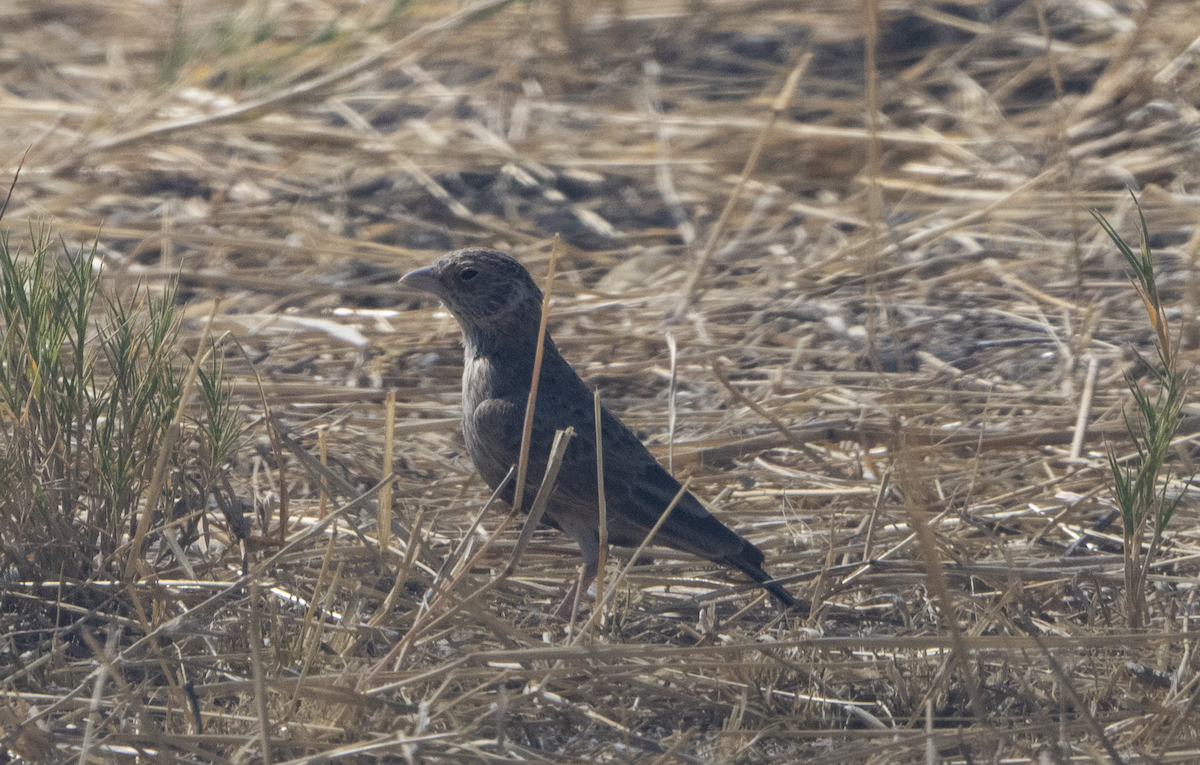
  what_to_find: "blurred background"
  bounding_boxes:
[4,1,1200,762]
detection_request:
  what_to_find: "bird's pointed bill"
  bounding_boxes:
[400,266,447,300]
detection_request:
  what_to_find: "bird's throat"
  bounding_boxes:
[462,324,542,368]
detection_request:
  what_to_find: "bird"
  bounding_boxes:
[401,248,799,614]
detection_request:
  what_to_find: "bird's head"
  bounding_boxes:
[401,248,544,340]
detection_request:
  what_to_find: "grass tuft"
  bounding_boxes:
[0,223,235,582]
[1092,194,1190,629]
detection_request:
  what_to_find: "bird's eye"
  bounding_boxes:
[459,268,478,281]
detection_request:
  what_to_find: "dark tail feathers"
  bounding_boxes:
[730,557,806,613]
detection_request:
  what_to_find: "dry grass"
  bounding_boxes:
[4,0,1200,762]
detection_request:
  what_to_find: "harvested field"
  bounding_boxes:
[3,0,1200,762]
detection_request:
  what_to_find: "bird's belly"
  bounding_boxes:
[462,423,515,492]
[542,501,647,547]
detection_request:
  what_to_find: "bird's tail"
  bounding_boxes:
[730,558,806,613]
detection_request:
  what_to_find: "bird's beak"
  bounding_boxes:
[400,266,447,300]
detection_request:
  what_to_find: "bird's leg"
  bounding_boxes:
[553,561,597,619]
[550,521,602,618]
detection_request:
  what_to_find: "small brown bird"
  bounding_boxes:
[401,248,798,612]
